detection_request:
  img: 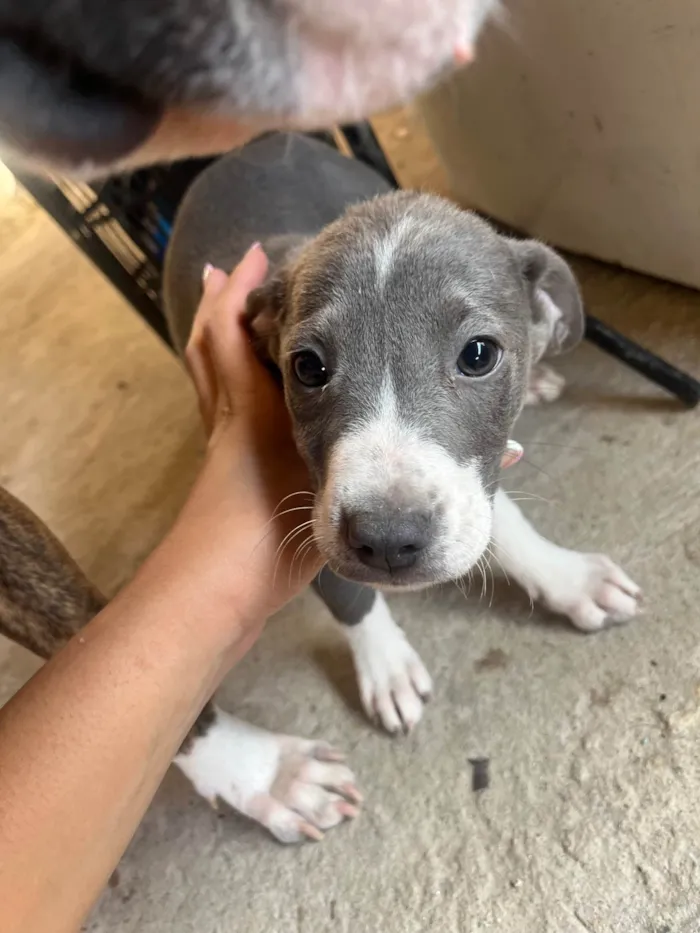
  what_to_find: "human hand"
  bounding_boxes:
[163,245,322,654]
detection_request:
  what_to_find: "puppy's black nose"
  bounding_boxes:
[344,510,432,572]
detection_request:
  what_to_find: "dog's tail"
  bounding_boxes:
[0,487,106,660]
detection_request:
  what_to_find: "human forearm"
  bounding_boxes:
[0,522,245,933]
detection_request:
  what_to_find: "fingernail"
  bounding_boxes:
[202,262,214,283]
[501,439,524,470]
[238,242,264,268]
[236,244,262,268]
[453,42,473,66]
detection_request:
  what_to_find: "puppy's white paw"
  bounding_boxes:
[346,595,432,734]
[525,364,566,406]
[526,550,641,632]
[175,709,360,844]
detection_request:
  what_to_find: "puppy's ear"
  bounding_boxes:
[509,239,584,359]
[244,268,291,375]
[0,36,161,173]
[244,236,310,376]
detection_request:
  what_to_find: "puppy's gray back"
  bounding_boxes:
[163,134,391,352]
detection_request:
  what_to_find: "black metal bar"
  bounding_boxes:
[339,122,399,188]
[585,315,700,408]
[306,130,340,151]
[14,170,174,349]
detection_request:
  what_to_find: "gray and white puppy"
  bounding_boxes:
[161,133,641,837]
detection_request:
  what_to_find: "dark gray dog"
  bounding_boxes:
[0,0,496,175]
[0,134,640,845]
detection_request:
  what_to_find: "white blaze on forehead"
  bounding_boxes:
[373,214,418,287]
[316,375,493,581]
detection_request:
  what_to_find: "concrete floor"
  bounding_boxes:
[1,114,699,932]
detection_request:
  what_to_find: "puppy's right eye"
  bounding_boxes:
[292,351,329,388]
[457,338,502,378]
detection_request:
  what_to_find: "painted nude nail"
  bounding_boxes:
[500,439,524,470]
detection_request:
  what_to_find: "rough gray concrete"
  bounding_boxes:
[0,158,699,933]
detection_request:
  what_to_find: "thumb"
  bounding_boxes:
[205,244,270,398]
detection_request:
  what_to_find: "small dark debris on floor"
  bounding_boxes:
[108,869,120,889]
[590,685,614,708]
[474,648,509,672]
[469,757,490,792]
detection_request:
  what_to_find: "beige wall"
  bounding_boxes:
[420,0,700,289]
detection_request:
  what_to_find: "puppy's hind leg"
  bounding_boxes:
[491,488,641,632]
[313,567,432,734]
[524,363,566,406]
[0,487,360,843]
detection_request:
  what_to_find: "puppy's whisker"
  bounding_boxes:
[484,548,501,607]
[249,504,315,561]
[274,520,315,565]
[273,505,316,520]
[273,520,315,588]
[274,490,316,510]
[464,566,474,596]
[519,458,563,488]
[485,557,493,608]
[453,577,469,603]
[475,555,487,601]
[251,493,315,550]
[519,441,588,452]
[502,490,553,505]
[485,543,510,587]
[289,533,316,588]
[481,551,494,607]
[263,507,316,531]
[293,536,318,586]
[274,531,313,592]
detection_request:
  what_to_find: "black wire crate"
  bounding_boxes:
[9,124,398,351]
[12,157,217,348]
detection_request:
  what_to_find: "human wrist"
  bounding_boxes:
[126,518,260,669]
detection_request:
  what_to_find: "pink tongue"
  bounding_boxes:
[500,440,523,470]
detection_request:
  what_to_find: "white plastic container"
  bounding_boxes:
[419,0,700,289]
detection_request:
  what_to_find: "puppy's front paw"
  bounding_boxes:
[525,364,566,406]
[528,551,641,632]
[346,596,432,734]
[175,710,360,843]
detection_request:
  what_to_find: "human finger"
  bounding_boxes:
[203,244,269,401]
[184,266,230,432]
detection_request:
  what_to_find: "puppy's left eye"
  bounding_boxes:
[292,350,329,388]
[457,338,502,377]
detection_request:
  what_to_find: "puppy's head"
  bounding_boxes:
[247,193,583,589]
[0,0,495,176]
